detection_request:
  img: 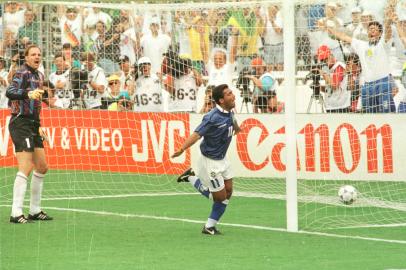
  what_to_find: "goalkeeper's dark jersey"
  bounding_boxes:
[6,64,44,121]
[195,106,234,160]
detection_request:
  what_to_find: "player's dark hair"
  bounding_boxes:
[212,84,228,105]
[368,21,382,33]
[24,44,41,56]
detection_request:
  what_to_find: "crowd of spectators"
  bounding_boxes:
[0,1,406,113]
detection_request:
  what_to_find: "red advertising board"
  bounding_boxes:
[0,109,190,175]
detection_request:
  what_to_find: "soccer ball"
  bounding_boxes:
[338,185,357,205]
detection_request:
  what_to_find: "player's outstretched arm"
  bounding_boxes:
[232,114,241,135]
[171,132,201,158]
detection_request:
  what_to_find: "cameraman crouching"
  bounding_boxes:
[246,57,278,113]
[315,45,350,113]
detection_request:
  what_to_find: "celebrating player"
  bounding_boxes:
[172,84,240,235]
[6,44,53,223]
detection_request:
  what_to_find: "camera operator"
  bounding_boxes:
[70,68,88,109]
[314,45,350,113]
[199,85,216,113]
[246,57,278,113]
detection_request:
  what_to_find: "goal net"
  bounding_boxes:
[1,0,406,238]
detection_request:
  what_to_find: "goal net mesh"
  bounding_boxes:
[1,0,406,234]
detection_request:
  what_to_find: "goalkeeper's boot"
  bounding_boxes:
[202,226,221,235]
[177,168,195,183]
[10,215,33,224]
[28,211,53,221]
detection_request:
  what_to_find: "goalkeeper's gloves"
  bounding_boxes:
[28,89,44,100]
[38,127,49,143]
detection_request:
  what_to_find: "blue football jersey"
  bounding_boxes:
[195,107,234,160]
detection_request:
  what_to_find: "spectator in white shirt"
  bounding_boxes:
[328,18,396,113]
[48,53,73,109]
[58,6,82,55]
[3,1,25,37]
[132,56,163,112]
[140,16,171,74]
[81,52,107,109]
[263,4,284,71]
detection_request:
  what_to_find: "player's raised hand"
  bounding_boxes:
[28,89,45,100]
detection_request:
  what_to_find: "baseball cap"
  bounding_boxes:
[351,7,362,14]
[251,57,264,67]
[137,56,151,66]
[107,74,121,82]
[316,45,331,61]
[119,55,130,63]
[150,16,160,25]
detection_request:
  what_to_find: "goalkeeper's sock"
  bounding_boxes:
[11,172,28,217]
[29,171,44,215]
[189,176,210,199]
[205,199,229,228]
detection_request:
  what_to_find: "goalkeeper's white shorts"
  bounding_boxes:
[197,155,233,192]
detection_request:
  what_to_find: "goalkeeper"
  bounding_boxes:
[172,84,240,235]
[6,44,53,224]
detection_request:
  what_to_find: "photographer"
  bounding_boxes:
[314,45,350,113]
[246,57,277,113]
[108,91,133,112]
[199,85,216,113]
[345,53,362,112]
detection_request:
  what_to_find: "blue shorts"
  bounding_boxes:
[361,76,396,113]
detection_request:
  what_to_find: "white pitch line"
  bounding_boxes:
[7,205,404,245]
[40,192,197,201]
[3,192,406,231]
[328,222,406,230]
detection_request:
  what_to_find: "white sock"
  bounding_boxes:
[205,218,218,228]
[205,199,229,228]
[11,172,28,217]
[29,171,45,215]
[188,175,198,186]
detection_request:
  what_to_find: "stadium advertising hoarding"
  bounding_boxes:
[0,109,189,175]
[0,110,405,181]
